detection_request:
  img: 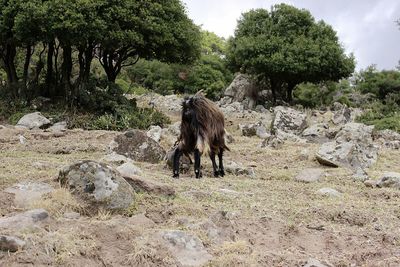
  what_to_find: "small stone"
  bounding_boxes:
[161,230,213,266]
[63,212,80,220]
[101,153,131,164]
[364,179,377,188]
[316,188,342,198]
[376,172,400,189]
[48,121,67,132]
[116,162,142,177]
[4,182,54,208]
[295,168,324,183]
[0,236,26,252]
[0,209,49,230]
[299,149,310,161]
[304,258,332,267]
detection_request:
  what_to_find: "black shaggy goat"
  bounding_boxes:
[173,92,229,178]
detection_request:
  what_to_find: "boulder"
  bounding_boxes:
[147,125,162,143]
[112,130,166,163]
[0,236,26,252]
[4,181,54,208]
[161,230,213,266]
[331,102,352,125]
[272,106,307,134]
[0,209,49,230]
[58,160,135,211]
[373,129,400,149]
[295,168,324,183]
[224,73,257,104]
[316,123,378,172]
[261,129,307,149]
[376,172,400,189]
[16,112,51,129]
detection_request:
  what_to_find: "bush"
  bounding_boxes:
[0,82,171,131]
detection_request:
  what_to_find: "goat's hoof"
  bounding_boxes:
[172,173,180,179]
[219,170,225,177]
[214,171,220,178]
[195,171,202,179]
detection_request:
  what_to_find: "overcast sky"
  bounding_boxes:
[182,0,400,71]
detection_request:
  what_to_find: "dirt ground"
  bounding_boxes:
[1,114,400,266]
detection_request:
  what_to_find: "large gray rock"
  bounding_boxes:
[376,172,400,189]
[373,129,400,149]
[239,121,267,138]
[224,73,258,108]
[146,125,163,143]
[302,123,331,143]
[161,230,213,267]
[261,129,307,149]
[272,106,307,134]
[0,236,26,252]
[16,112,51,129]
[112,130,166,163]
[4,181,54,208]
[332,102,352,125]
[58,160,135,211]
[316,123,378,172]
[0,209,49,230]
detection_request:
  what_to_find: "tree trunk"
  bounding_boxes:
[61,44,72,104]
[22,44,33,100]
[45,41,55,97]
[286,82,296,104]
[270,79,278,104]
[3,43,19,98]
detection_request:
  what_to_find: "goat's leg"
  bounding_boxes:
[194,149,202,178]
[173,148,181,178]
[210,151,219,177]
[218,150,225,177]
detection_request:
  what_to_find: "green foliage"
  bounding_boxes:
[294,80,351,108]
[200,30,227,55]
[355,66,400,100]
[228,4,355,102]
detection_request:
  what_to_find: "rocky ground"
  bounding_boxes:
[1,93,400,266]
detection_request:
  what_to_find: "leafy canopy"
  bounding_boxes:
[228,4,355,102]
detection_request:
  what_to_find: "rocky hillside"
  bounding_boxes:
[1,93,400,266]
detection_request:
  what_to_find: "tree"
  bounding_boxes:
[98,0,201,82]
[200,30,227,56]
[227,4,355,103]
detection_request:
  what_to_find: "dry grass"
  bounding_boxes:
[1,118,400,266]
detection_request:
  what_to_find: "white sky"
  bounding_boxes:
[182,0,400,70]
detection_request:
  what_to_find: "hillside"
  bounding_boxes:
[1,94,400,266]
